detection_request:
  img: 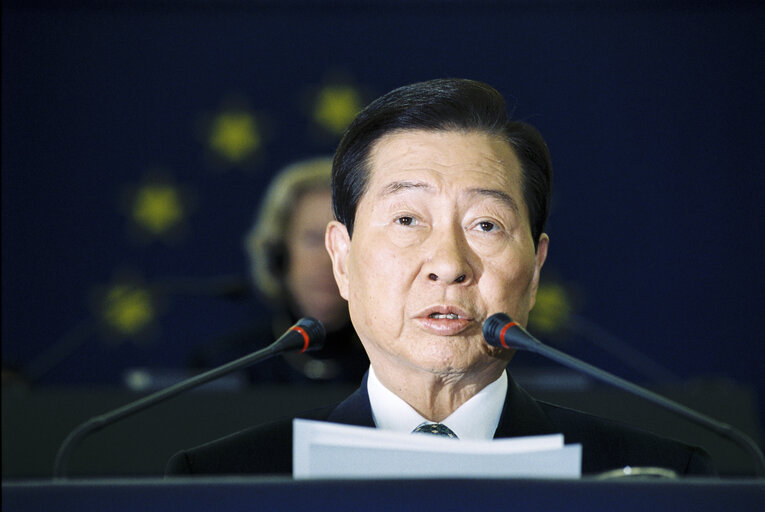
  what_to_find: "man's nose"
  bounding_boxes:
[422,225,474,285]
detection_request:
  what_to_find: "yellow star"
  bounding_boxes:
[208,111,261,163]
[102,284,155,336]
[313,85,362,135]
[132,183,184,235]
[528,281,573,334]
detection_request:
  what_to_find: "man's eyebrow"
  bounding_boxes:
[467,188,520,214]
[378,182,520,214]
[379,180,434,197]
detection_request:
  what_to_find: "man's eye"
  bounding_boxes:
[478,221,496,232]
[396,216,414,226]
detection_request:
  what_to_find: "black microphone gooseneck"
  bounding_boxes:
[53,317,325,479]
[483,313,765,478]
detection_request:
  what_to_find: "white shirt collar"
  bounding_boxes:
[366,365,508,440]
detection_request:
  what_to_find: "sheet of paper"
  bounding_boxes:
[293,419,581,479]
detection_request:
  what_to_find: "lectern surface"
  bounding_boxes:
[3,477,764,512]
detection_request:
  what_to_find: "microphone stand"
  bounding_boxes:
[531,341,765,477]
[53,318,324,479]
[484,313,765,478]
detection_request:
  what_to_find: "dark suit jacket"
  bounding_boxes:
[166,373,715,476]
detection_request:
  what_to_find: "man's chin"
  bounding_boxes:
[411,355,491,378]
[415,349,512,377]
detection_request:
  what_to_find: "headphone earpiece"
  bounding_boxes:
[267,242,288,277]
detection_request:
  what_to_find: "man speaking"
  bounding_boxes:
[167,78,714,476]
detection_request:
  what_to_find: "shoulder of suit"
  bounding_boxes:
[203,403,338,448]
[535,400,676,443]
[534,399,715,474]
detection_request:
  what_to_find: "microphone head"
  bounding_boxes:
[295,317,326,352]
[482,313,539,352]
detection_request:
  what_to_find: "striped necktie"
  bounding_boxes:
[412,422,459,439]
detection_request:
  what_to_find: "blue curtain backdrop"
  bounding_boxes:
[3,2,763,418]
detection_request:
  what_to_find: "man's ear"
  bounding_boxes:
[528,233,549,310]
[325,220,351,300]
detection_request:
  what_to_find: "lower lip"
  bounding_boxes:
[415,316,472,335]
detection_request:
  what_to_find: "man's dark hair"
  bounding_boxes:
[332,78,552,248]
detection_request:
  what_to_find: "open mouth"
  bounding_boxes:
[417,307,472,335]
[428,313,461,320]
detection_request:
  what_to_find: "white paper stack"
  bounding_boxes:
[293,419,581,479]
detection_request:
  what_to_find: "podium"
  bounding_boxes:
[3,477,764,511]
[3,379,761,478]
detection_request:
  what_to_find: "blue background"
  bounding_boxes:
[3,2,764,423]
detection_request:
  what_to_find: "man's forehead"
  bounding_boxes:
[366,129,523,194]
[378,180,521,215]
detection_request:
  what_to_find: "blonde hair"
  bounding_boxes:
[245,156,333,301]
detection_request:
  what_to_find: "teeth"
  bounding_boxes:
[430,313,460,319]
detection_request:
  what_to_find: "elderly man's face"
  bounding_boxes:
[327,130,548,378]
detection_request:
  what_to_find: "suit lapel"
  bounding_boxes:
[494,373,558,438]
[326,371,376,427]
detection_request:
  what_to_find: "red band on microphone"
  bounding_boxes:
[291,326,310,352]
[498,321,518,349]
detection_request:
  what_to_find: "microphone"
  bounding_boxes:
[483,313,765,478]
[53,317,325,479]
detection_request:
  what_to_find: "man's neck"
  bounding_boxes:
[369,358,508,422]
